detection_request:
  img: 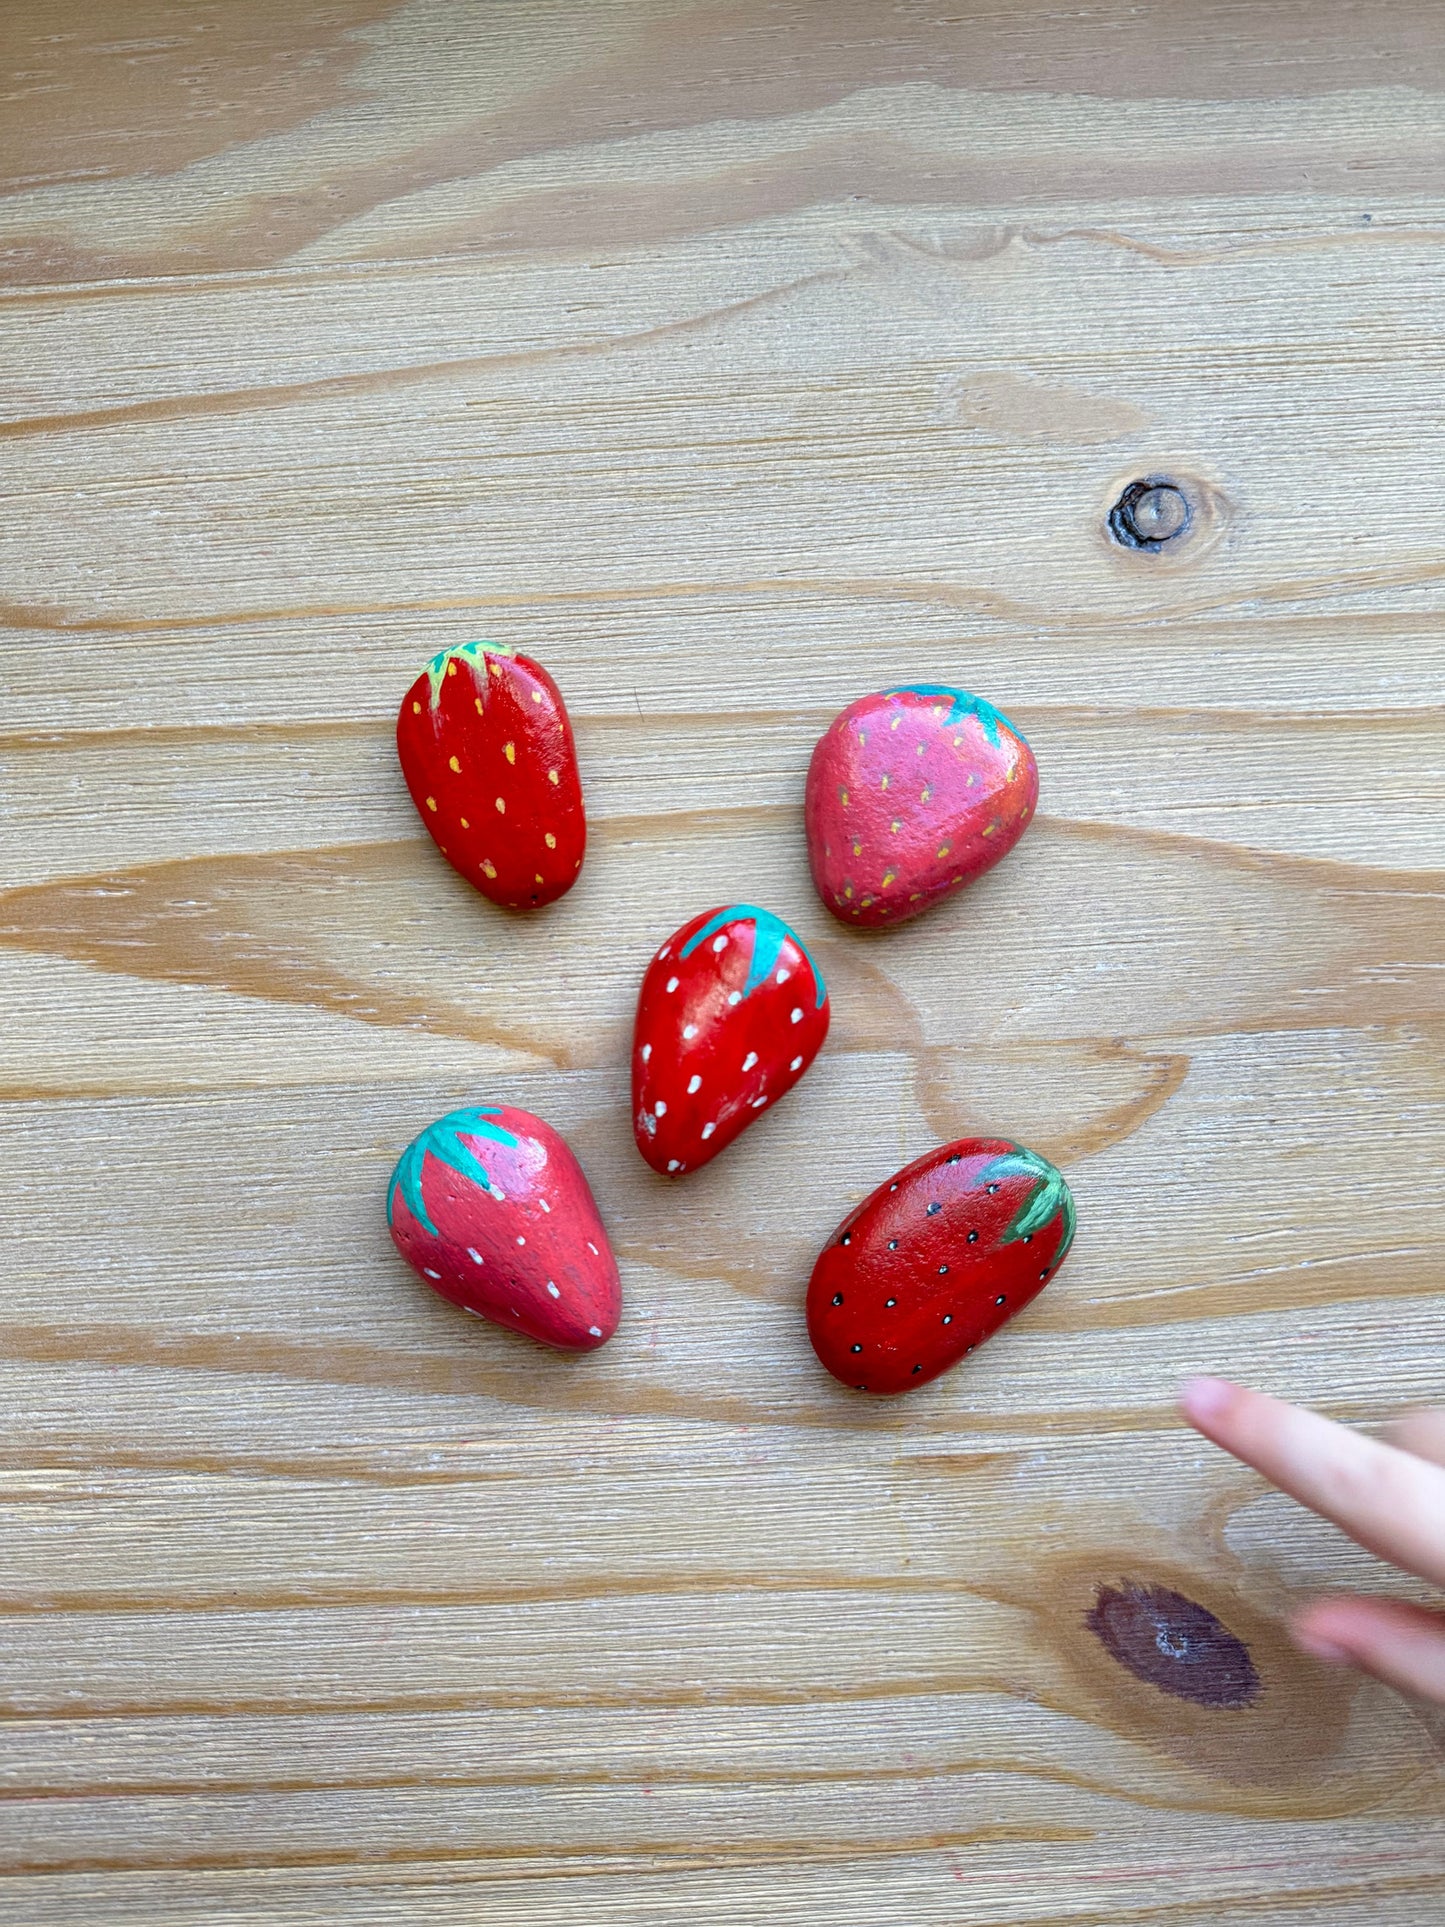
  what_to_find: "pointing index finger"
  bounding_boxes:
[1181,1377,1445,1590]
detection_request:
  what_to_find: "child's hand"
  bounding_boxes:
[1180,1376,1445,1705]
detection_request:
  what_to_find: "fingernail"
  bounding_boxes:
[1179,1375,1234,1425]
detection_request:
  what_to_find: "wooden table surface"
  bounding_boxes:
[2,3,1443,1921]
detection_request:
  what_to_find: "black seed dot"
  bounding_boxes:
[885,1298,897,1307]
[965,1344,975,1353]
[841,1233,851,1246]
[994,1294,1006,1306]
[911,1364,922,1374]
[850,1343,863,1353]
[855,1384,868,1391]
[966,1230,979,1244]
[1039,1269,1049,1280]
[946,1154,962,1164]
[889,1183,898,1192]
[832,1293,844,1306]
[1022,1233,1033,1244]
[986,1182,1000,1194]
[887,1239,899,1250]
[926,1202,942,1216]
[942,1314,953,1325]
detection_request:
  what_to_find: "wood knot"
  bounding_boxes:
[1108,478,1191,550]
[1086,1581,1261,1709]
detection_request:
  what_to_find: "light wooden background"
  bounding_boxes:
[1,3,1443,1922]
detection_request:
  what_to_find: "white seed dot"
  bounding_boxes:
[539,1199,551,1213]
[546,1281,560,1298]
[654,1100,667,1117]
[687,1074,702,1093]
[727,990,742,1006]
[790,1056,803,1071]
[742,1051,758,1072]
[667,1159,681,1172]
[666,976,679,993]
[683,1024,698,1040]
[589,1325,603,1337]
[466,1248,484,1264]
[640,1043,652,1062]
[423,1268,441,1279]
[751,1095,768,1108]
[516,1235,526,1246]
[701,1122,716,1139]
[790,1007,803,1024]
[658,946,670,961]
[711,934,729,953]
[587,1242,599,1255]
[776,968,791,983]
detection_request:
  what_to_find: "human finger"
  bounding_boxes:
[1292,1595,1445,1707]
[1179,1377,1445,1589]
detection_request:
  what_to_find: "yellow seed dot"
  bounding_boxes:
[921,787,933,803]
[937,844,951,858]
[966,773,977,787]
[482,859,497,878]
[447,660,457,677]
[909,891,923,901]
[532,690,543,703]
[535,873,544,883]
[852,841,862,856]
[843,886,854,900]
[411,700,421,714]
[544,832,556,849]
[915,743,924,755]
[881,871,896,887]
[953,736,963,747]
[890,715,901,731]
[890,820,900,834]
[861,895,874,907]
[857,731,867,746]
[475,698,484,714]
[983,822,997,836]
[547,769,559,785]
[459,817,470,829]
[449,755,461,773]
[495,797,506,814]
[504,742,516,764]
[880,774,890,790]
[425,796,437,812]
[488,660,503,678]
[839,788,849,806]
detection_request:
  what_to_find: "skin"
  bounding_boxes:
[1181,1377,1445,1706]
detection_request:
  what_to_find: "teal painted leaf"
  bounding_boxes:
[388,1106,521,1238]
[679,904,827,1006]
[886,685,1027,751]
[978,1144,1076,1259]
[424,638,514,708]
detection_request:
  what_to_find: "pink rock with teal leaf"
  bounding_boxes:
[387,1105,621,1351]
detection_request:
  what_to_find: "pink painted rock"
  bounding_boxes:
[386,1105,620,1351]
[805,685,1038,927]
[632,904,830,1176]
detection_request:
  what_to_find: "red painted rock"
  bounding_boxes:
[396,639,585,910]
[632,904,829,1176]
[804,685,1037,928]
[387,1104,620,1351]
[806,1138,1075,1394]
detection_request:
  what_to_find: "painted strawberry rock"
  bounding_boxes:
[632,904,829,1176]
[804,685,1037,928]
[387,1104,620,1351]
[396,639,585,910]
[806,1138,1075,1394]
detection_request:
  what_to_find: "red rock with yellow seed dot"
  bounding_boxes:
[804,685,1037,928]
[396,640,585,909]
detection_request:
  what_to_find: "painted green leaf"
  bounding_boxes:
[679,904,827,1006]
[886,685,1027,752]
[388,1105,521,1238]
[978,1144,1076,1259]
[424,638,515,708]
